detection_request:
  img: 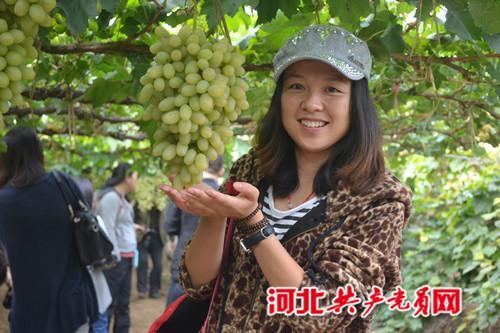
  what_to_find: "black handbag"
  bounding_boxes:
[52,171,116,269]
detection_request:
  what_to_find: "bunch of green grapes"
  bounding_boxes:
[139,24,248,189]
[134,175,168,212]
[0,0,55,126]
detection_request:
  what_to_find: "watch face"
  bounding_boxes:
[263,226,274,237]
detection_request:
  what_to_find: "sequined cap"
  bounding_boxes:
[273,25,372,81]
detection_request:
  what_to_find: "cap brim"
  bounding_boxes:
[274,55,365,82]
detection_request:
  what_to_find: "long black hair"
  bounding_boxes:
[0,128,45,188]
[255,76,385,196]
[104,163,133,188]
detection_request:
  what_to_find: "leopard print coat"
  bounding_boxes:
[178,150,413,332]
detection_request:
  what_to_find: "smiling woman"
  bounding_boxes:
[281,61,352,157]
[158,25,412,333]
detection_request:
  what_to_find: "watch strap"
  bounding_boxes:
[240,224,275,253]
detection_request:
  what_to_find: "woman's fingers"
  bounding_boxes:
[233,182,259,202]
[159,185,189,210]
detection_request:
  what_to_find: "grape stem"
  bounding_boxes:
[125,0,166,42]
[191,0,198,30]
[214,0,231,44]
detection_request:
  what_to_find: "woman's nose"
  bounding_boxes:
[301,92,323,112]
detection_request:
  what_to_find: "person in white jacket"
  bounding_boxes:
[94,163,142,333]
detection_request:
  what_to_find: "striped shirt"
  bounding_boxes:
[262,186,321,240]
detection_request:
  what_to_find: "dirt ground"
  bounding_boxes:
[0,260,172,332]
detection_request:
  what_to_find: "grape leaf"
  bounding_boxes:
[443,0,481,40]
[256,0,300,24]
[57,0,98,36]
[102,0,121,14]
[468,0,500,34]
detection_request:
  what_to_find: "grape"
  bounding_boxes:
[162,144,176,160]
[179,104,192,120]
[152,142,168,156]
[153,78,165,91]
[134,174,168,212]
[29,4,47,24]
[158,96,175,112]
[161,110,179,124]
[140,24,248,189]
[162,64,175,79]
[199,93,213,113]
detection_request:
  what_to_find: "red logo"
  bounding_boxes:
[385,286,411,312]
[361,286,386,318]
[267,287,296,315]
[326,284,361,315]
[412,285,431,317]
[296,287,327,315]
[431,288,462,316]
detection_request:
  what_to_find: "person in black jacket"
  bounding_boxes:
[136,207,165,299]
[164,155,224,305]
[0,127,98,333]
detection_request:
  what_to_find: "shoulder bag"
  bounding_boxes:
[52,171,116,270]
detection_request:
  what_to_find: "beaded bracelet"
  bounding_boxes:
[235,204,260,226]
[238,216,270,237]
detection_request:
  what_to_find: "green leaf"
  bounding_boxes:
[120,17,139,37]
[429,275,441,285]
[483,33,500,52]
[468,0,500,34]
[463,261,480,274]
[380,23,405,53]
[407,0,434,21]
[473,196,493,214]
[82,79,129,107]
[128,54,152,94]
[443,0,481,40]
[101,0,121,14]
[201,1,218,33]
[256,13,314,52]
[256,0,300,24]
[220,0,258,17]
[166,0,188,12]
[57,0,98,36]
[327,0,371,29]
[483,245,497,257]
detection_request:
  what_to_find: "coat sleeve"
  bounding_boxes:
[164,201,181,237]
[281,201,407,331]
[96,192,122,259]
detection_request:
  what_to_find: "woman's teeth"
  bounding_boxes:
[300,120,327,128]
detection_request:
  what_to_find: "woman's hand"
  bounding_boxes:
[160,181,259,220]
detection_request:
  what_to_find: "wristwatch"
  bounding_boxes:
[240,224,275,253]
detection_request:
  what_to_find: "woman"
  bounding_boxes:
[0,127,97,333]
[94,163,140,333]
[160,25,413,332]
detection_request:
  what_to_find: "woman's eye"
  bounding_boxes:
[326,86,339,93]
[288,83,303,90]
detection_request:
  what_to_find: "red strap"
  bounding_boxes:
[201,180,239,332]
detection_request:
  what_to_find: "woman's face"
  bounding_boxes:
[280,60,352,159]
[125,171,138,193]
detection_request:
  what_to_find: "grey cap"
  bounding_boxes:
[273,25,372,82]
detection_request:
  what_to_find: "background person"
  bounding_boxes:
[0,127,97,333]
[136,207,166,299]
[94,163,142,333]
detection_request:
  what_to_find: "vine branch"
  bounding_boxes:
[6,106,138,124]
[22,87,139,105]
[39,128,147,141]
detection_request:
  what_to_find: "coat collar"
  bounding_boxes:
[226,149,413,228]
